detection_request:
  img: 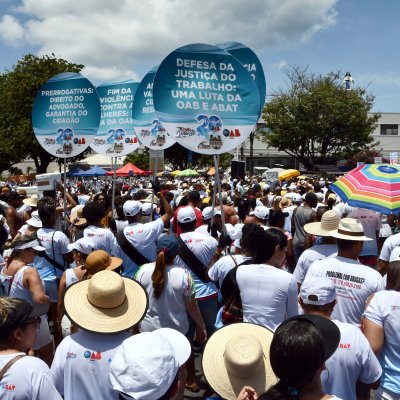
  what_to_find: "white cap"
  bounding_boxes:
[229,223,244,240]
[292,194,303,203]
[300,276,336,306]
[13,239,45,252]
[26,210,42,228]
[389,247,400,262]
[67,237,96,255]
[250,206,270,220]
[123,200,142,217]
[202,206,221,220]
[110,328,191,400]
[177,207,196,223]
[141,203,156,215]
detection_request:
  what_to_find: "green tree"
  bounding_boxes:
[0,54,85,173]
[260,66,380,170]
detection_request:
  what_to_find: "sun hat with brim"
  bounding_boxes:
[304,210,341,237]
[83,250,123,274]
[23,194,39,207]
[202,322,277,400]
[64,270,148,334]
[0,299,49,339]
[26,210,42,228]
[328,217,372,241]
[110,328,191,400]
[70,205,87,227]
[278,314,340,362]
[13,239,45,252]
[67,237,95,255]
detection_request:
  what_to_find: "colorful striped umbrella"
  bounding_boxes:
[330,164,400,214]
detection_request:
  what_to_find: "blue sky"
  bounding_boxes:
[0,0,399,112]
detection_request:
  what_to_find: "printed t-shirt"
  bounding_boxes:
[135,262,195,334]
[236,263,298,331]
[208,254,252,288]
[364,290,400,394]
[0,353,62,400]
[83,225,119,256]
[175,231,218,299]
[116,218,164,277]
[51,330,131,400]
[322,320,382,400]
[34,228,70,280]
[294,243,338,284]
[307,256,384,325]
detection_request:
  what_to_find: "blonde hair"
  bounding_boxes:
[0,297,22,329]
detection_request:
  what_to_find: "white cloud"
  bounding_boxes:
[272,60,288,71]
[0,14,25,46]
[2,0,338,81]
[358,73,400,88]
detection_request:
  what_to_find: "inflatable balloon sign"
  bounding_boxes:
[92,79,141,156]
[153,43,260,155]
[132,66,176,150]
[216,41,266,116]
[32,72,100,158]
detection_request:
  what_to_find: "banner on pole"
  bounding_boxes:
[149,149,164,172]
[32,72,100,158]
[390,153,398,165]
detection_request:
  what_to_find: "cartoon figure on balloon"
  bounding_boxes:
[56,127,74,155]
[106,128,125,153]
[196,114,223,150]
[151,119,166,146]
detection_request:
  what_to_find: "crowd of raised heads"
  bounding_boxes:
[0,171,399,399]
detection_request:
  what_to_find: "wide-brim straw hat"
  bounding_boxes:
[69,205,87,227]
[202,323,277,400]
[328,217,372,241]
[23,195,39,207]
[304,210,341,237]
[64,270,148,334]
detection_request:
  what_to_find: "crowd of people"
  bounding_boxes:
[0,172,399,399]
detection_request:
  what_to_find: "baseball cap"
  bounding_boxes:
[12,238,45,252]
[141,203,156,215]
[300,276,336,306]
[268,210,289,226]
[177,206,196,223]
[68,237,96,255]
[110,328,191,400]
[292,193,303,203]
[250,206,270,220]
[123,200,142,217]
[202,206,221,220]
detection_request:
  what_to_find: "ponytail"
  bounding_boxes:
[152,251,167,299]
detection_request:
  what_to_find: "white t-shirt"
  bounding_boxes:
[116,219,164,277]
[379,233,400,261]
[34,228,71,280]
[322,320,382,400]
[195,224,211,236]
[83,225,119,257]
[347,210,382,256]
[208,254,252,288]
[175,231,218,299]
[0,353,62,400]
[294,243,338,284]
[236,264,298,331]
[51,330,131,400]
[363,290,400,394]
[307,256,384,325]
[135,262,195,334]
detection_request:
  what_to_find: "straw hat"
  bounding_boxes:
[202,323,277,400]
[83,250,122,274]
[70,205,87,227]
[23,194,39,207]
[304,210,341,237]
[328,217,372,241]
[64,270,148,334]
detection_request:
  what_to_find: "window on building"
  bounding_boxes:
[381,124,399,135]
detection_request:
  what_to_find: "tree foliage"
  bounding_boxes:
[0,54,85,173]
[125,144,233,171]
[260,66,380,170]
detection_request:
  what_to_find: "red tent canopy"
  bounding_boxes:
[106,162,152,176]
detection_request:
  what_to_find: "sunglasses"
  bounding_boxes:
[23,316,41,331]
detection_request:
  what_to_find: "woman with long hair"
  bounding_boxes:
[363,259,400,399]
[0,235,53,366]
[261,315,341,400]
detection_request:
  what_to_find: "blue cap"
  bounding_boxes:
[156,235,179,256]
